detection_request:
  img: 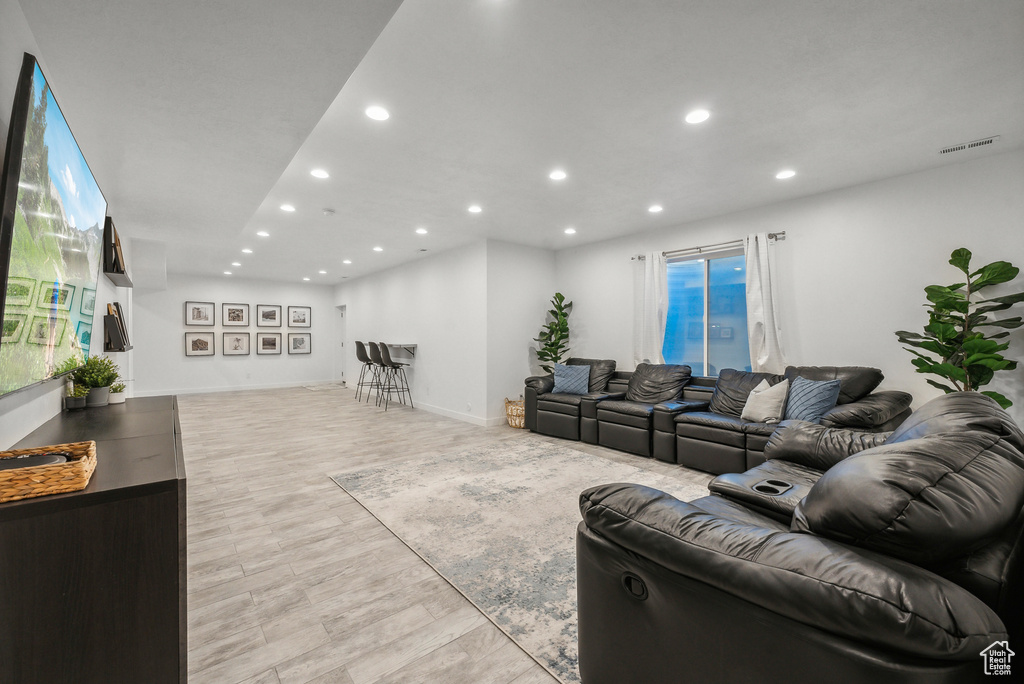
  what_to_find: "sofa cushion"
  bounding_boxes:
[539,392,584,406]
[624,363,691,403]
[553,363,590,395]
[783,376,840,423]
[709,369,783,418]
[740,378,789,423]
[784,365,883,405]
[820,390,913,429]
[885,391,1024,450]
[674,411,747,432]
[568,357,616,392]
[597,400,657,430]
[792,392,1024,564]
[538,398,582,416]
[764,420,891,471]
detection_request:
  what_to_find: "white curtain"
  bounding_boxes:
[633,251,668,365]
[744,233,787,373]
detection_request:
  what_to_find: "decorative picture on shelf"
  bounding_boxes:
[184,301,215,326]
[288,332,311,354]
[223,332,250,356]
[222,302,249,327]
[27,316,67,346]
[80,288,96,316]
[5,277,35,307]
[256,304,282,327]
[185,331,215,356]
[76,320,92,350]
[256,332,282,355]
[1,315,27,344]
[288,306,311,328]
[37,283,75,311]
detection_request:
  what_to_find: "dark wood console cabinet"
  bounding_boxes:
[0,396,186,683]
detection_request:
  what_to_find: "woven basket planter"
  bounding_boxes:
[0,440,97,504]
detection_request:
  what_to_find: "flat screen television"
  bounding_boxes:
[0,53,106,396]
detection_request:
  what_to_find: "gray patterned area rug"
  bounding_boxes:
[331,439,710,683]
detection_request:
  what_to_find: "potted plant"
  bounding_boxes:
[533,292,573,373]
[108,381,127,404]
[895,248,1023,408]
[65,383,89,410]
[71,356,121,407]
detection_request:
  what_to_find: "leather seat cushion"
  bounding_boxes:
[741,421,776,436]
[598,400,656,430]
[793,392,1024,564]
[676,420,746,448]
[709,369,784,417]
[538,397,581,416]
[675,411,747,432]
[688,494,789,531]
[784,365,883,405]
[540,392,584,406]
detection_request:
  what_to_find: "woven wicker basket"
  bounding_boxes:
[0,440,97,504]
[505,398,526,429]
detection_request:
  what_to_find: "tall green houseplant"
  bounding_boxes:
[895,248,1024,408]
[534,292,573,373]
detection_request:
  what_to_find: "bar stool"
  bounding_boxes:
[354,341,379,402]
[366,342,389,406]
[379,342,414,410]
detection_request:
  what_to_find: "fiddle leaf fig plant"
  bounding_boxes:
[534,292,573,374]
[895,248,1023,409]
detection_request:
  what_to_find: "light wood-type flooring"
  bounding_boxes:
[180,385,710,684]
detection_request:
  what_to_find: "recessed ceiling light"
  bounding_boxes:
[564,227,576,235]
[310,169,329,179]
[318,270,327,274]
[648,205,663,213]
[365,105,389,121]
[685,109,711,124]
[231,262,241,267]
[242,248,253,254]
[468,205,482,213]
[416,227,428,235]
[256,231,269,237]
[775,169,796,179]
[224,271,232,276]
[373,246,383,252]
[303,277,310,281]
[549,169,567,180]
[343,259,352,264]
[280,204,295,212]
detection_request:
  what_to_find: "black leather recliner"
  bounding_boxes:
[653,365,913,474]
[576,392,1024,684]
[524,358,617,440]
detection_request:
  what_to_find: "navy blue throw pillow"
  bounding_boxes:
[553,363,590,395]
[784,376,841,423]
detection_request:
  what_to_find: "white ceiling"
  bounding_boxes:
[18,0,1024,285]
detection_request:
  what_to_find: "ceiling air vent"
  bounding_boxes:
[939,135,1000,155]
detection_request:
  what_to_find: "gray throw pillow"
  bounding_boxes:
[553,363,590,395]
[740,378,789,423]
[784,376,841,423]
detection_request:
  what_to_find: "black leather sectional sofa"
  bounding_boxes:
[525,360,913,475]
[576,392,1024,683]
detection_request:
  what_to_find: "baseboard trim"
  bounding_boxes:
[133,380,339,397]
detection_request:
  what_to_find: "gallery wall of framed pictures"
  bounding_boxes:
[183,301,312,358]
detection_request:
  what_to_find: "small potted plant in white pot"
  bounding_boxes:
[108,381,127,404]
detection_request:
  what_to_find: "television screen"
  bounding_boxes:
[0,53,106,395]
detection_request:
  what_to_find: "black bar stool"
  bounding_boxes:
[354,341,379,402]
[379,342,414,410]
[366,342,389,406]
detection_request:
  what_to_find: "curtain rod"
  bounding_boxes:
[631,231,786,261]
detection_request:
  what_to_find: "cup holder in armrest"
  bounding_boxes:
[752,480,794,496]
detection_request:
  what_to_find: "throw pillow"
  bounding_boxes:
[740,378,789,423]
[784,376,841,423]
[552,363,590,395]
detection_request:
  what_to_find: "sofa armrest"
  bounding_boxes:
[763,420,890,471]
[820,390,913,430]
[579,483,1005,661]
[653,400,711,433]
[525,374,554,395]
[581,391,626,419]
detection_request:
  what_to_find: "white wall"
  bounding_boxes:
[335,241,489,424]
[486,240,555,420]
[556,148,1024,425]
[132,274,337,396]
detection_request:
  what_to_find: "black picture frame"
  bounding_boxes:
[256,332,282,355]
[287,306,311,328]
[288,332,311,354]
[222,332,250,355]
[256,304,281,327]
[222,302,249,327]
[185,301,215,326]
[185,331,215,356]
